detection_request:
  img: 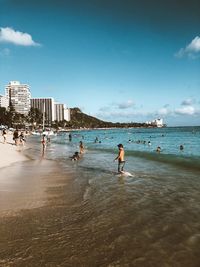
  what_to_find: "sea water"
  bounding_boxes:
[1,126,200,266]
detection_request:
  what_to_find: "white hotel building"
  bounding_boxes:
[31,98,70,124]
[2,81,70,123]
[31,98,55,125]
[5,81,31,115]
[0,95,9,109]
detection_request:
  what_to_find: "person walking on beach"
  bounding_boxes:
[2,128,7,143]
[41,134,47,148]
[19,131,26,146]
[13,129,19,146]
[114,144,125,173]
[79,141,84,154]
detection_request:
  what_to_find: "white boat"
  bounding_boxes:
[31,130,57,136]
[42,130,57,136]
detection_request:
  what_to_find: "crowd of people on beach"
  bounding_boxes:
[0,128,27,146]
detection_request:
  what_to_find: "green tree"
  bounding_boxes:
[28,107,43,125]
[0,107,7,125]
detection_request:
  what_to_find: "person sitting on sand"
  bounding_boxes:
[70,151,80,161]
[114,143,125,173]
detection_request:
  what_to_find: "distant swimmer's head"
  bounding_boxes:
[117,144,123,148]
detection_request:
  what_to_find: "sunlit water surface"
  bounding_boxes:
[0,127,200,266]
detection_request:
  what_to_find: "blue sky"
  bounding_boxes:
[0,0,200,126]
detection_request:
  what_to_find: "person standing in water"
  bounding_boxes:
[114,144,125,173]
[79,141,84,154]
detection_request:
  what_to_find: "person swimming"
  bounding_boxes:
[180,144,184,150]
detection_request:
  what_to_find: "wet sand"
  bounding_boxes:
[0,159,59,216]
[0,134,71,216]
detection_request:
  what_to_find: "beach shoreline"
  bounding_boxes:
[0,134,51,216]
[0,133,29,169]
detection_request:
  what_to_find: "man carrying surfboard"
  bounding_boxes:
[114,143,125,173]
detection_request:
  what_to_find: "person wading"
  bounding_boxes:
[114,143,125,173]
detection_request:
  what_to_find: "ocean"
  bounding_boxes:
[1,126,200,266]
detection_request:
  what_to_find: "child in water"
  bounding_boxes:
[70,151,80,161]
[114,143,125,173]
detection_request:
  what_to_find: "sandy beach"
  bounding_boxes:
[0,133,55,216]
[0,133,28,169]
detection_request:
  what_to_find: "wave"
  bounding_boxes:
[88,147,200,172]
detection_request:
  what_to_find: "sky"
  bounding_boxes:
[0,0,200,126]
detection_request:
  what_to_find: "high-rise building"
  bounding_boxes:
[31,98,55,125]
[5,81,31,115]
[0,95,9,109]
[64,106,70,122]
[54,103,64,122]
[54,103,71,122]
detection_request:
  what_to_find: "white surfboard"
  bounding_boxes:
[116,171,134,177]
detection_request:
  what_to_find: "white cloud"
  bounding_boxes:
[175,36,200,58]
[0,27,40,46]
[175,106,196,115]
[118,100,135,109]
[181,98,195,106]
[157,107,171,116]
[99,106,111,112]
[187,36,200,52]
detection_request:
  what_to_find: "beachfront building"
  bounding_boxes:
[31,98,70,125]
[0,95,9,109]
[31,98,55,125]
[5,81,31,115]
[54,103,70,122]
[64,106,70,122]
[146,118,164,127]
[54,103,64,122]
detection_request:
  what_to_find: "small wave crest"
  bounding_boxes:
[88,147,200,172]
